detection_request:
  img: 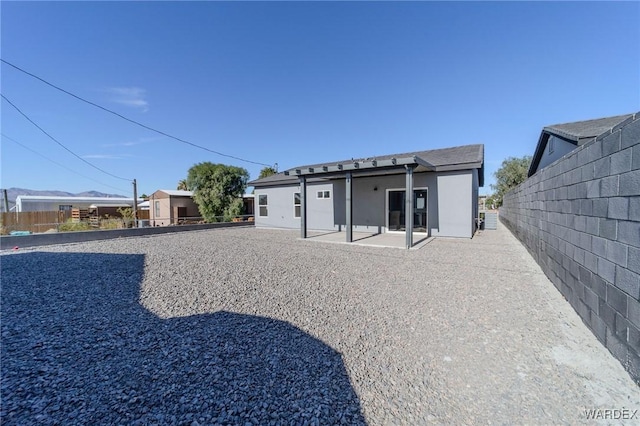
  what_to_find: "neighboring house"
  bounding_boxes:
[149,190,200,226]
[15,196,140,212]
[249,144,484,248]
[528,113,636,177]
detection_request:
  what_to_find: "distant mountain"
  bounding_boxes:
[1,188,127,211]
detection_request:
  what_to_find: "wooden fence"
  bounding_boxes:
[1,209,149,235]
[1,210,71,234]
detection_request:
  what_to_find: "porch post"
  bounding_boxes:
[346,172,353,242]
[405,165,414,249]
[300,176,307,239]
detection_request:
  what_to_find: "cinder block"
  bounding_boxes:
[587,141,603,163]
[567,184,577,200]
[611,147,633,175]
[619,169,640,196]
[594,156,611,178]
[630,197,640,221]
[629,246,640,274]
[580,199,593,216]
[577,299,591,324]
[615,312,630,341]
[564,240,575,258]
[575,215,587,232]
[606,241,628,268]
[629,295,640,329]
[592,275,608,299]
[576,182,587,198]
[598,257,616,283]
[621,116,640,149]
[619,221,640,248]
[607,284,629,316]
[608,197,629,220]
[615,266,640,299]
[602,131,622,156]
[600,297,617,329]
[591,236,607,257]
[586,216,600,236]
[599,218,618,240]
[564,155,578,173]
[586,180,600,198]
[570,258,580,280]
[571,274,583,296]
[633,145,640,171]
[578,263,592,286]
[577,147,590,168]
[605,328,628,364]
[600,175,619,197]
[590,314,607,344]
[628,323,640,353]
[584,286,599,313]
[581,164,595,182]
[578,232,592,250]
[629,350,640,381]
[557,186,568,200]
[592,198,609,217]
[585,250,599,273]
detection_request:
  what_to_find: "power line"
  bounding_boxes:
[1,93,132,181]
[1,133,130,193]
[1,59,273,168]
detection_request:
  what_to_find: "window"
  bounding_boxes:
[154,201,161,217]
[317,190,331,199]
[258,194,268,217]
[294,193,301,218]
[58,205,72,211]
[548,137,555,155]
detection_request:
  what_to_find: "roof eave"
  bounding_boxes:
[284,155,435,177]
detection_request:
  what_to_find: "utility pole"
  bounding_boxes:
[2,189,9,213]
[132,179,138,228]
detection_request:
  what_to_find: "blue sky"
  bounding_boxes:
[1,1,638,197]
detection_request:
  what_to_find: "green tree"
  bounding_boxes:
[177,179,189,191]
[258,166,278,179]
[485,195,496,210]
[491,156,531,207]
[186,162,249,222]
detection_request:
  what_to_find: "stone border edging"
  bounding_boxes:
[0,221,253,250]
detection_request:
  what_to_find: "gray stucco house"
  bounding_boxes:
[528,113,637,177]
[249,144,484,248]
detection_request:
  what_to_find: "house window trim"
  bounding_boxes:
[258,194,268,217]
[548,137,555,155]
[154,200,161,217]
[293,192,301,219]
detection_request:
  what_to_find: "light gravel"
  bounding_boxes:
[2,226,639,425]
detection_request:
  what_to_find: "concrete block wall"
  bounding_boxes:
[500,115,640,384]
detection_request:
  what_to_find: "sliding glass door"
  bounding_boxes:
[387,188,428,233]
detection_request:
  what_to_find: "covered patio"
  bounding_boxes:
[302,230,434,250]
[286,155,435,249]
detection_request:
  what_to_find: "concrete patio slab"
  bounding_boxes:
[302,230,434,249]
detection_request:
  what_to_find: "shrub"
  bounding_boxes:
[58,219,91,232]
[100,218,123,230]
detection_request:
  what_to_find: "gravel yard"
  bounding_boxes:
[2,226,639,425]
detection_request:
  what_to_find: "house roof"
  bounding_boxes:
[154,190,194,197]
[528,112,638,177]
[250,144,484,187]
[16,195,139,203]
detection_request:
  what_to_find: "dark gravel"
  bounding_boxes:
[2,226,638,425]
